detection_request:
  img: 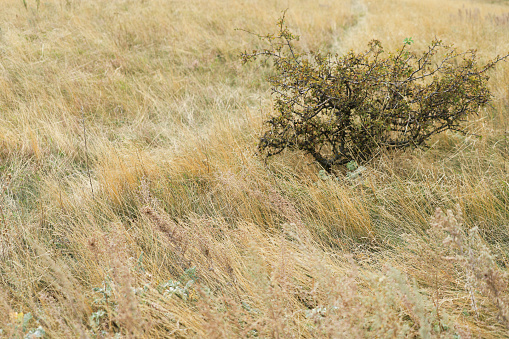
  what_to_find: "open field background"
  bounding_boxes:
[1,0,509,337]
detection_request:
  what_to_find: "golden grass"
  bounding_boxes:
[1,0,509,337]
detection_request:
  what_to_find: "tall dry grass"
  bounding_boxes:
[1,0,509,337]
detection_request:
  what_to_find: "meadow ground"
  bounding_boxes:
[1,0,509,337]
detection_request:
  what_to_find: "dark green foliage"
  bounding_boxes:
[242,17,509,172]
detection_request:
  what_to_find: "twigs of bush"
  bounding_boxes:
[242,15,509,172]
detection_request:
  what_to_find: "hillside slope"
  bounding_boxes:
[0,0,509,337]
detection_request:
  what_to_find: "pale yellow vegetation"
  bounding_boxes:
[0,0,509,337]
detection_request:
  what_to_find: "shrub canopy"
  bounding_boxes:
[242,17,508,172]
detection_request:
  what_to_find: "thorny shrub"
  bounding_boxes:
[241,15,509,172]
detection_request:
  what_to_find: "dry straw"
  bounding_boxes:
[0,0,508,337]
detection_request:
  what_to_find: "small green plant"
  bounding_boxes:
[90,310,107,328]
[403,37,414,45]
[242,15,509,172]
[158,267,198,302]
[0,312,45,338]
[158,279,195,301]
[90,279,118,334]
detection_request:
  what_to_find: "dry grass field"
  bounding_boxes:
[1,0,509,337]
